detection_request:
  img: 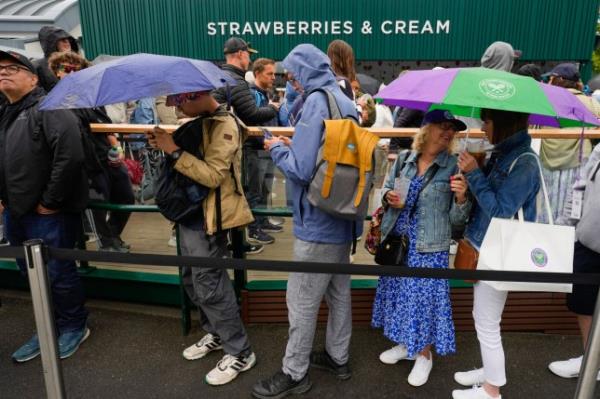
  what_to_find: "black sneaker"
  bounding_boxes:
[252,370,312,399]
[115,237,131,250]
[248,229,275,245]
[98,243,129,253]
[244,243,264,255]
[310,350,352,380]
[261,221,283,233]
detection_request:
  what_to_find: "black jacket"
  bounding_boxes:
[33,26,79,92]
[72,107,113,167]
[0,87,88,218]
[212,64,278,126]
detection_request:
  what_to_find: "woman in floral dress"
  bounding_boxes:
[372,110,471,387]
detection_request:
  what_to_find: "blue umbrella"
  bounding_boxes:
[40,53,235,110]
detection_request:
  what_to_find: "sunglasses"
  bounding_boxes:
[57,64,81,74]
[165,91,210,107]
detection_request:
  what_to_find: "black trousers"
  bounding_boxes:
[91,165,135,246]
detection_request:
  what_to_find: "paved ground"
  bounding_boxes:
[1,289,598,399]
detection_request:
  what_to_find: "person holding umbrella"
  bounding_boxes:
[147,90,256,386]
[47,51,135,253]
[452,108,541,399]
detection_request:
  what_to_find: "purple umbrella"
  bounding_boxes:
[40,53,236,110]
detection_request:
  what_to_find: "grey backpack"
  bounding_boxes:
[306,89,379,221]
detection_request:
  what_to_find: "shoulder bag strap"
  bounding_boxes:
[509,152,552,224]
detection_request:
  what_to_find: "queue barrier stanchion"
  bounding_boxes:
[23,239,66,399]
[175,224,192,336]
[1,243,599,398]
[231,227,246,300]
[574,290,600,399]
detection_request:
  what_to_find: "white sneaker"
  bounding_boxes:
[549,356,600,380]
[168,236,177,247]
[205,352,257,386]
[452,386,501,399]
[407,354,433,387]
[454,368,485,386]
[379,344,415,364]
[182,333,222,360]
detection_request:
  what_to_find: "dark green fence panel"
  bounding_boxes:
[80,0,600,62]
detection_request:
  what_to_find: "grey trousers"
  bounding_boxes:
[179,224,251,356]
[282,239,353,380]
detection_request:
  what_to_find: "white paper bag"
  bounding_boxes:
[477,153,574,293]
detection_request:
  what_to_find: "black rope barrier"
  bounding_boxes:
[1,246,598,286]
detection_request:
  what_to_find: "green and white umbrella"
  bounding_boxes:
[376,67,599,127]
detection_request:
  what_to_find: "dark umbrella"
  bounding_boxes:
[356,73,381,96]
[40,53,235,110]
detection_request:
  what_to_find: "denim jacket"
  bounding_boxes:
[380,150,471,252]
[464,130,540,249]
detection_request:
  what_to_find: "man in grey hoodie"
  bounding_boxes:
[251,44,359,399]
[480,41,518,72]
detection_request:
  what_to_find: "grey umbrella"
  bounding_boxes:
[357,73,381,96]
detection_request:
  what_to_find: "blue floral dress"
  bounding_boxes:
[371,175,456,358]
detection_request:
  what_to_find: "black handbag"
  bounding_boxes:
[374,159,440,266]
[374,235,408,266]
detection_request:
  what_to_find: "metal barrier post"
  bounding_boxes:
[574,290,600,399]
[176,225,192,336]
[231,227,247,300]
[23,239,66,399]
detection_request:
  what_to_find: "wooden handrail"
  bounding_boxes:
[89,123,600,139]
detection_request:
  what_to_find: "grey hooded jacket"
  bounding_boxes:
[481,41,515,72]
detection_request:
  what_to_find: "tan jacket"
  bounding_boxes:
[540,89,598,170]
[173,109,254,235]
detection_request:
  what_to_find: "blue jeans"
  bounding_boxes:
[4,211,88,333]
[244,147,274,228]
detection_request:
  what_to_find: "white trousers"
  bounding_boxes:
[473,282,508,387]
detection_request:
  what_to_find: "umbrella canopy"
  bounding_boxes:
[40,53,235,110]
[357,73,381,96]
[376,67,599,127]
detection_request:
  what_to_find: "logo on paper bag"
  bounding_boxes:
[479,79,516,100]
[530,248,548,267]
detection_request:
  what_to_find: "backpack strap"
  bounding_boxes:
[308,88,343,120]
[355,130,379,207]
[320,120,342,199]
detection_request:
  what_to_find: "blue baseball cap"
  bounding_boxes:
[421,109,467,131]
[549,63,580,82]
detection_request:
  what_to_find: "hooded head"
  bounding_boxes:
[516,63,542,82]
[38,26,79,58]
[281,44,336,93]
[481,41,517,72]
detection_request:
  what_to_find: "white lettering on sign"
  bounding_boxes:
[207,19,450,36]
[437,20,450,33]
